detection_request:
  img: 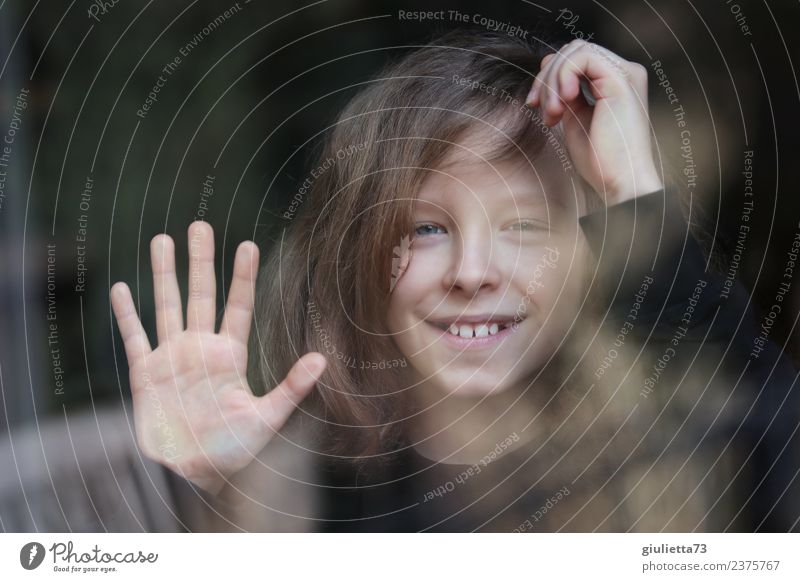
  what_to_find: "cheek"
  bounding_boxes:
[513,243,562,290]
[386,249,444,320]
[385,295,407,337]
[397,254,437,291]
[385,300,418,365]
[387,269,428,338]
[511,241,584,315]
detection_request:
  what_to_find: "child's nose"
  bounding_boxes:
[442,232,502,295]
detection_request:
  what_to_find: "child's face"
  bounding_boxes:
[386,145,588,397]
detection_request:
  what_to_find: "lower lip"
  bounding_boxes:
[427,321,521,350]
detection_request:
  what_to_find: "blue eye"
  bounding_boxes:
[509,218,555,233]
[414,223,446,236]
[509,220,541,231]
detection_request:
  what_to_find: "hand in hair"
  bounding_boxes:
[526,39,663,204]
[110,221,327,496]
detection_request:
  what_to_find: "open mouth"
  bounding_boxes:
[428,318,523,339]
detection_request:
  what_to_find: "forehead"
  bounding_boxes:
[414,147,575,213]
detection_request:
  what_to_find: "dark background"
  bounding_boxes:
[1,0,798,434]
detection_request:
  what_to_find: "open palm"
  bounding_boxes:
[111,221,326,496]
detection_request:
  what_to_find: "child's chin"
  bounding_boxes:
[437,376,516,398]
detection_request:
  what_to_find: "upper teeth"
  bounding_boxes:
[446,323,503,338]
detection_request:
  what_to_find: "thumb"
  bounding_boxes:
[257,352,327,426]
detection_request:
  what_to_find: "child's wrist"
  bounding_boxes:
[604,168,664,205]
[179,471,227,497]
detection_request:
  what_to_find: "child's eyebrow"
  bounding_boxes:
[412,194,565,218]
[504,192,561,210]
[506,191,548,204]
[415,188,555,203]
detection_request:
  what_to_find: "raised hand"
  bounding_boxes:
[526,39,664,204]
[110,221,327,496]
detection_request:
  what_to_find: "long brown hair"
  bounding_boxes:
[248,30,740,531]
[251,30,571,457]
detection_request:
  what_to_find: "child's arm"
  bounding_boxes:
[578,186,712,327]
[527,39,712,325]
[530,41,800,530]
[579,186,800,530]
